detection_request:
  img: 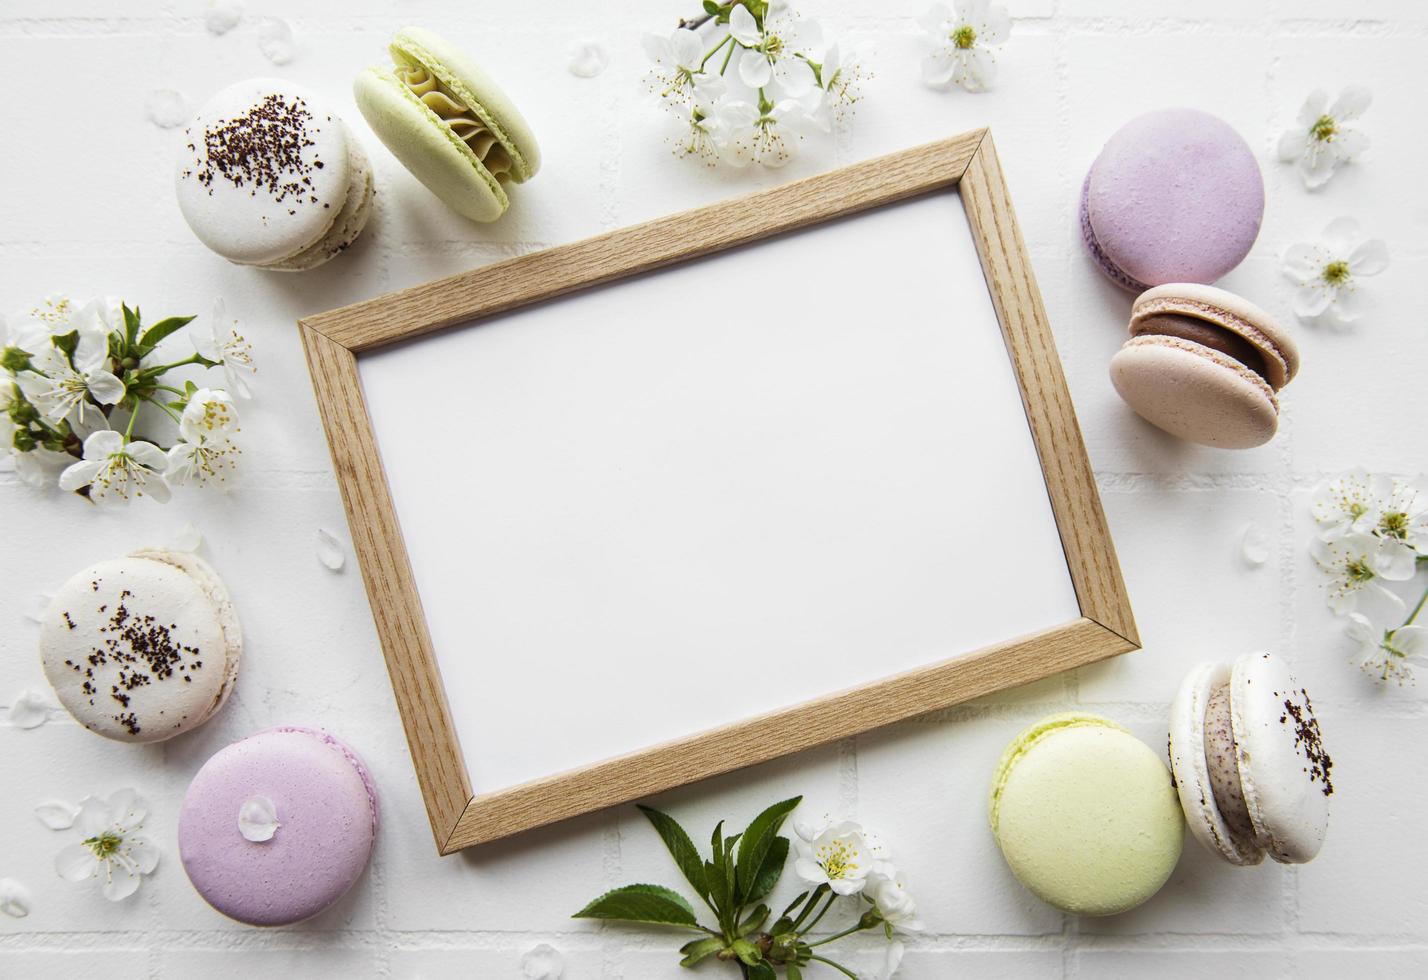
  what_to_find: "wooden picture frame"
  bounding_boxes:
[300,129,1138,855]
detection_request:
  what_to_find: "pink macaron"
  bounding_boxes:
[178,727,378,926]
[1110,283,1300,449]
[1081,108,1264,292]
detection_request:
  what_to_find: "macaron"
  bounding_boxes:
[1081,108,1264,291]
[176,78,374,271]
[1110,283,1300,449]
[39,549,241,742]
[354,26,540,222]
[179,727,379,926]
[989,713,1183,916]
[1169,653,1332,867]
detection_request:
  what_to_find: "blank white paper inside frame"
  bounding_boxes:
[359,191,1081,796]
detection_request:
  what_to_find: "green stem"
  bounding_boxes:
[124,404,140,439]
[154,384,187,397]
[700,34,732,69]
[142,396,183,425]
[808,955,859,978]
[799,889,837,935]
[789,884,829,930]
[806,920,869,948]
[720,36,737,74]
[1400,584,1428,629]
[143,353,210,374]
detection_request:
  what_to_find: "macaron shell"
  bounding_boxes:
[130,548,242,724]
[176,78,353,266]
[263,127,375,272]
[1079,172,1149,292]
[1085,108,1263,289]
[1169,662,1264,866]
[1132,283,1299,388]
[1110,335,1280,449]
[354,66,508,223]
[40,554,238,742]
[392,26,540,181]
[178,728,378,926]
[991,713,1183,916]
[1231,653,1331,864]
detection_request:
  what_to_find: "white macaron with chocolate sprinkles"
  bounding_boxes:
[176,78,374,271]
[39,549,241,743]
[1169,652,1332,866]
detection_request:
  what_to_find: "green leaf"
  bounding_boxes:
[122,304,142,346]
[571,884,699,927]
[53,330,78,361]
[737,903,769,937]
[786,963,802,980]
[731,938,761,966]
[705,858,729,916]
[702,0,719,13]
[735,796,801,904]
[744,834,788,905]
[678,937,724,967]
[711,819,724,857]
[138,315,195,349]
[746,960,776,979]
[638,805,708,900]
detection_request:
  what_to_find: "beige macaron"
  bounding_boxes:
[1109,284,1300,449]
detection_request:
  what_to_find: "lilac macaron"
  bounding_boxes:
[179,727,378,926]
[1081,108,1264,292]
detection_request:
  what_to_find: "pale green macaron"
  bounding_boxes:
[989,712,1183,916]
[354,26,540,222]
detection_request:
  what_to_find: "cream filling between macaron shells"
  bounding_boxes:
[1131,295,1293,390]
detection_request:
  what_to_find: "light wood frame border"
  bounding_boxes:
[300,130,1138,855]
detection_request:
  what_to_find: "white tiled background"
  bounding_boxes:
[3,1,1426,977]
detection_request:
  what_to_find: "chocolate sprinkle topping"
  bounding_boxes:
[62,574,205,736]
[1279,686,1333,796]
[184,92,325,206]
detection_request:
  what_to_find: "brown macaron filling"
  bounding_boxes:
[1202,683,1257,848]
[1135,313,1269,382]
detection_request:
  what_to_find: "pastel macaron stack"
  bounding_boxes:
[1081,108,1264,292]
[1110,284,1301,448]
[1170,653,1331,866]
[989,713,1184,915]
[179,727,379,926]
[39,550,241,742]
[176,78,374,271]
[355,27,540,222]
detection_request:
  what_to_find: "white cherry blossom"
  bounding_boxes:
[53,789,160,901]
[919,0,1010,93]
[58,429,171,506]
[194,298,256,399]
[1347,613,1426,685]
[1311,531,1415,615]
[1282,217,1389,328]
[1278,87,1371,189]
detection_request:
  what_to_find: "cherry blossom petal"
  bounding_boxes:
[1349,237,1389,276]
[1292,283,1334,318]
[1276,129,1309,162]
[125,837,160,875]
[1296,89,1329,126]
[55,844,96,882]
[35,800,79,830]
[640,32,671,64]
[57,458,103,492]
[739,48,772,88]
[101,862,142,902]
[922,52,957,85]
[1281,243,1324,282]
[669,27,702,68]
[729,4,761,46]
[1329,85,1372,120]
[86,370,126,406]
